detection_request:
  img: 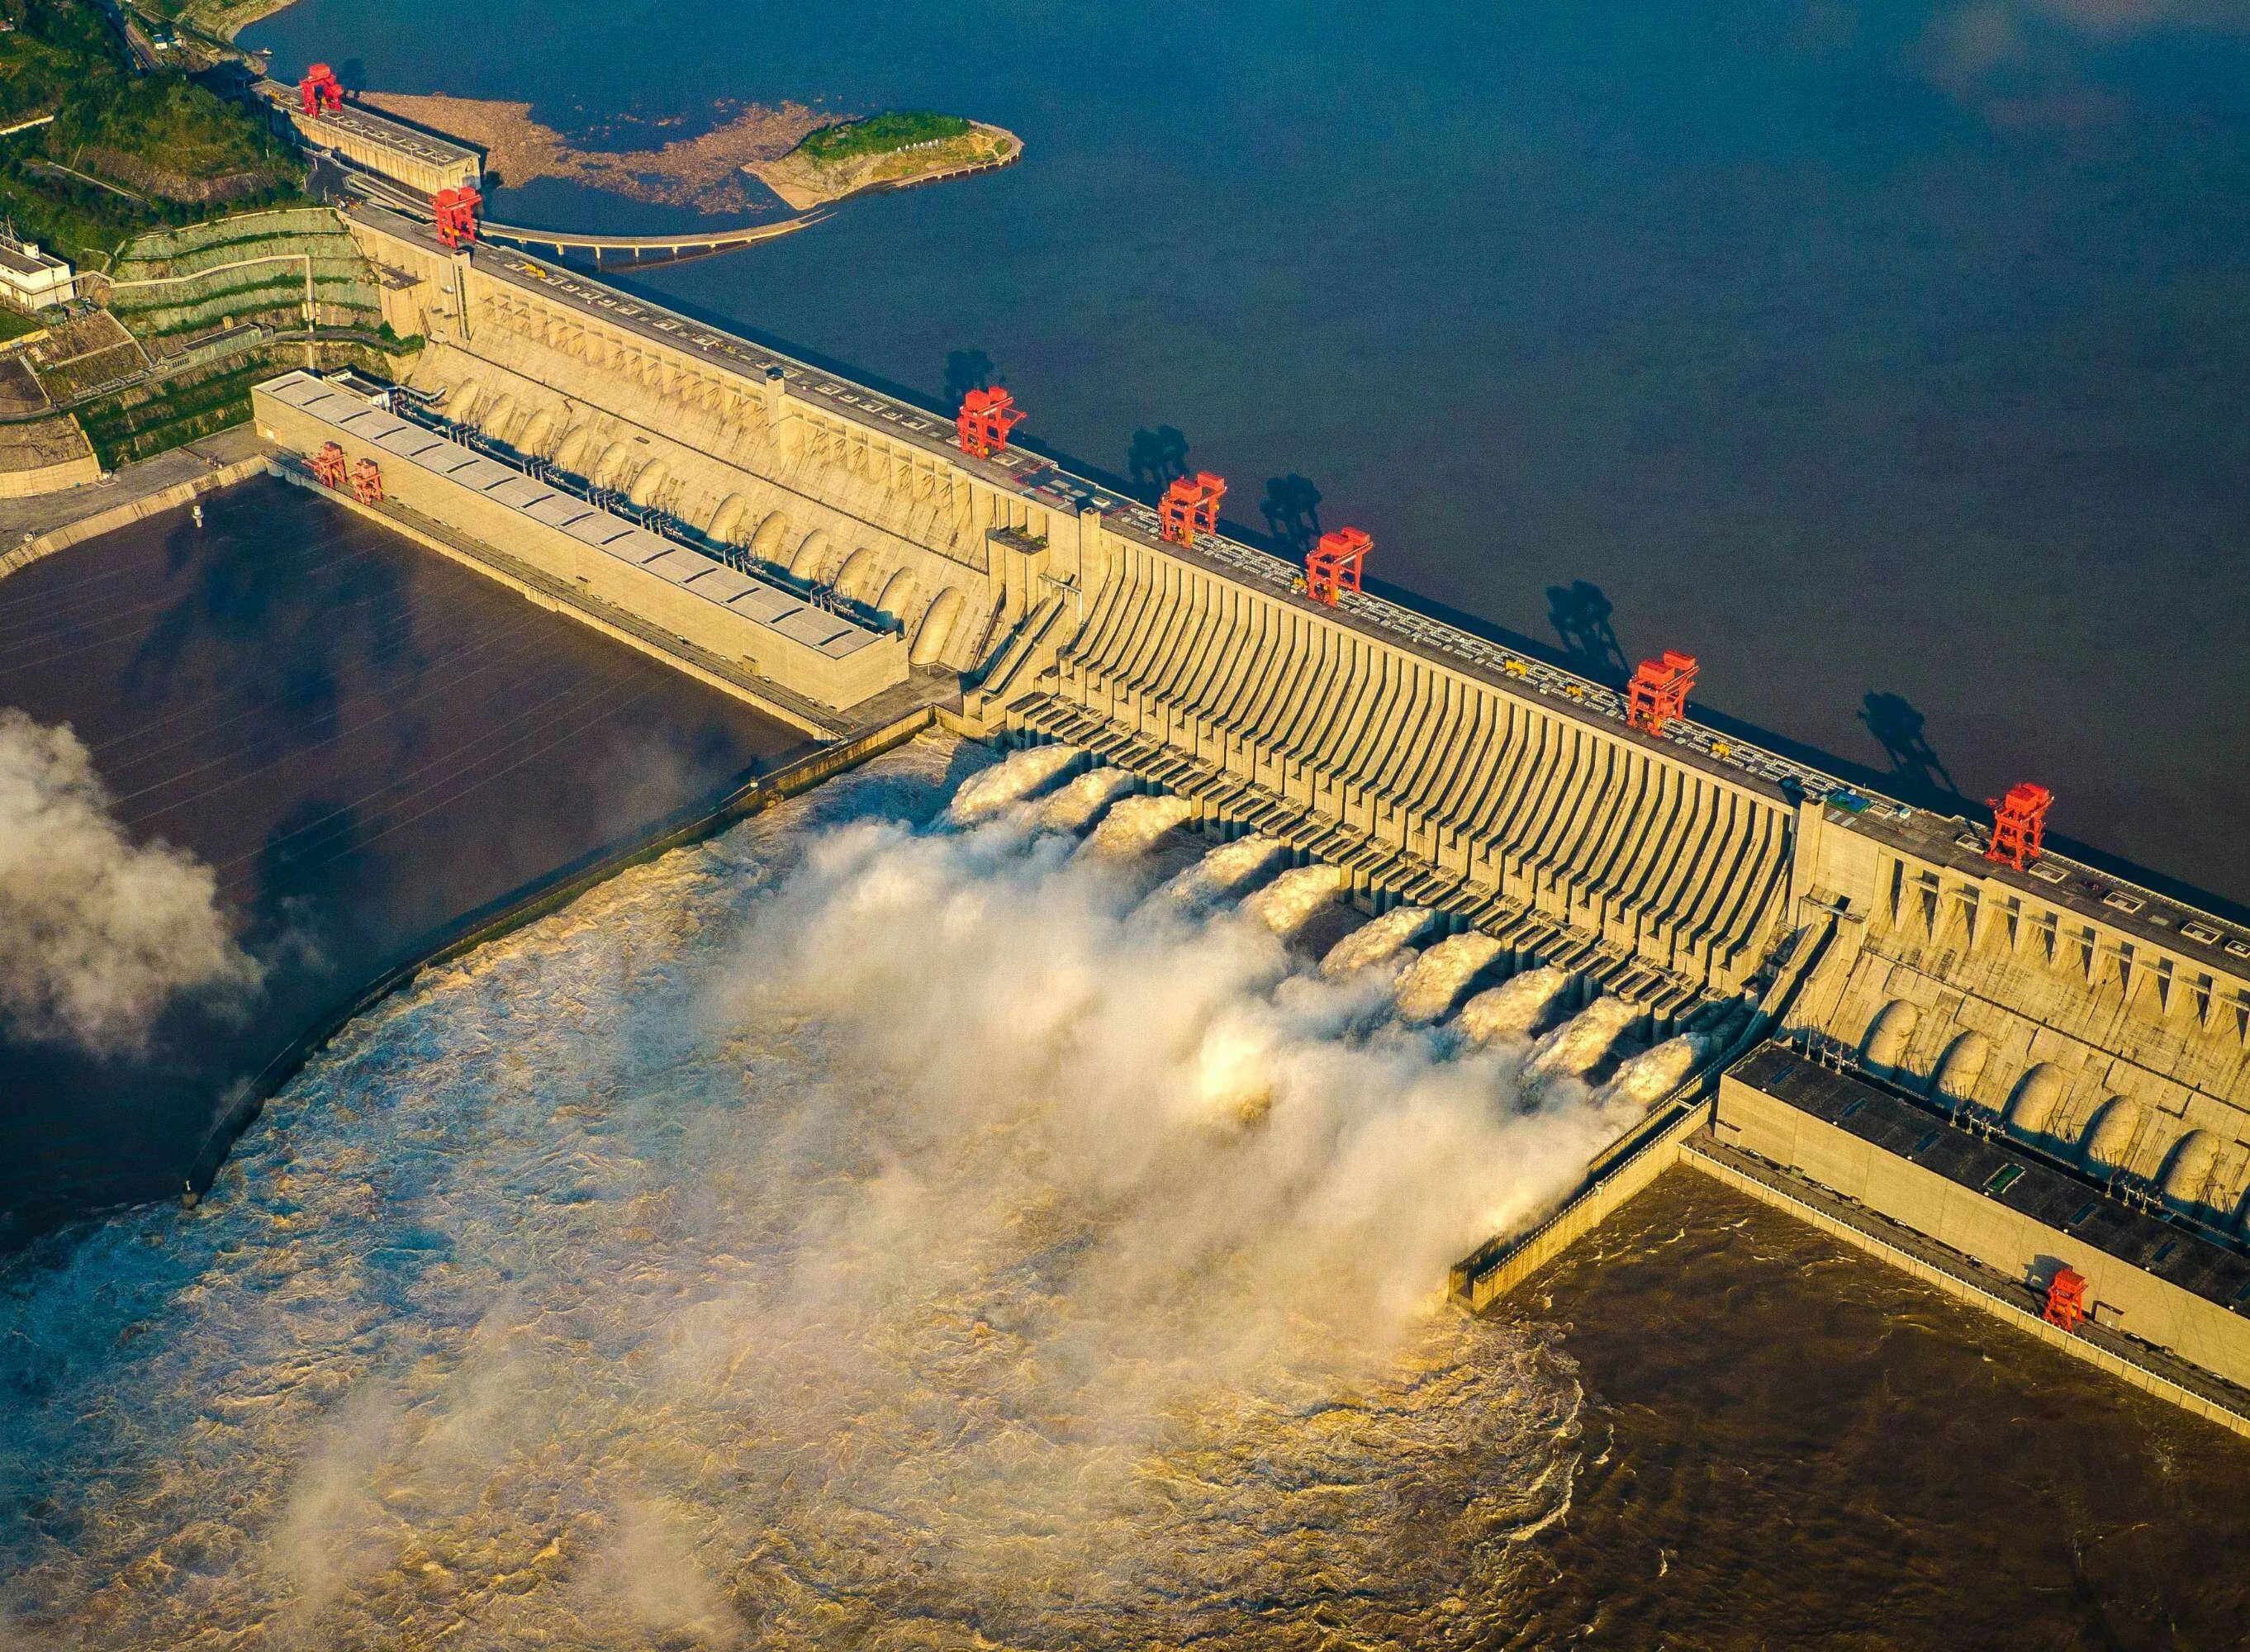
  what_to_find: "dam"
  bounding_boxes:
[249,203,2250,1431]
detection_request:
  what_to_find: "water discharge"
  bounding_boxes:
[1528,996,1641,1084]
[1318,907,1438,980]
[1035,765,1137,834]
[1456,966,1574,1047]
[943,741,1082,825]
[1602,1033,1708,1109]
[1079,791,1191,857]
[1241,862,1342,940]
[1393,933,1507,1025]
[1151,833,1286,911]
[0,738,1643,1647]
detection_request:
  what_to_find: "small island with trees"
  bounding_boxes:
[748,111,1020,211]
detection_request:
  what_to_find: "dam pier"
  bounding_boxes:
[244,202,2250,1436]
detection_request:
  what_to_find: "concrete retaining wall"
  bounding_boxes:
[1683,1142,2250,1441]
[1713,1068,2250,1390]
[0,449,268,580]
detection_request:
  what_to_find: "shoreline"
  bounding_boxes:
[748,120,1023,211]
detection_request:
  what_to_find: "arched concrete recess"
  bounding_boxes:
[1927,1030,1991,1112]
[1859,1000,1920,1075]
[515,407,559,458]
[628,458,672,507]
[748,511,792,564]
[873,569,917,624]
[444,377,486,418]
[707,494,751,544]
[834,548,889,604]
[2081,1097,2145,1175]
[553,425,600,474]
[2004,1063,2068,1140]
[591,441,635,489]
[790,529,832,579]
[2157,1130,2223,1214]
[480,393,520,443]
[912,586,964,667]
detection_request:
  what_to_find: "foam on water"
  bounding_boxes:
[1603,1034,1708,1108]
[1150,834,1286,910]
[0,737,1629,1649]
[1394,933,1507,1025]
[1529,996,1641,1082]
[1036,767,1138,834]
[1455,966,1574,1047]
[945,743,1082,824]
[1318,907,1437,980]
[1080,792,1191,857]
[1242,863,1341,939]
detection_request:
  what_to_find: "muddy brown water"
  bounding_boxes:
[0,477,805,1245]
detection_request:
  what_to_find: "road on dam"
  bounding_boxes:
[0,478,805,1246]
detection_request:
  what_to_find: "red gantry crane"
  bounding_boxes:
[433,186,483,249]
[1304,526,1371,605]
[299,62,344,116]
[1986,781,2053,871]
[1158,472,1226,546]
[1626,650,1698,736]
[2043,1265,2089,1332]
[955,386,1023,458]
[311,440,348,489]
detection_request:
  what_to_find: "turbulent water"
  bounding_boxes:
[0,738,1646,1648]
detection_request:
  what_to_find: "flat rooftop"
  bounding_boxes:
[264,83,481,170]
[1730,1042,2250,1316]
[0,240,68,279]
[261,372,882,662]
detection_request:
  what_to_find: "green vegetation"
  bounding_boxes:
[0,0,301,264]
[107,209,383,339]
[0,307,43,343]
[798,111,971,164]
[75,338,394,468]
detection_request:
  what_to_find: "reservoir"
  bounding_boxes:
[249,0,2250,913]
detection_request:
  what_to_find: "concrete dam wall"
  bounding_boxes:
[328,206,2250,1251]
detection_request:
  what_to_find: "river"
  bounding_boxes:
[3,738,2243,1646]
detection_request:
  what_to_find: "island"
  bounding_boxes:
[748,112,1022,211]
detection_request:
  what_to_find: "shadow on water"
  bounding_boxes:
[1858,690,1962,809]
[1546,578,1627,676]
[1260,473,1323,554]
[1127,425,1192,491]
[942,348,998,412]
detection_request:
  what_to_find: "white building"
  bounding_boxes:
[0,230,76,313]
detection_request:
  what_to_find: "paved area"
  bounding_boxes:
[0,425,267,547]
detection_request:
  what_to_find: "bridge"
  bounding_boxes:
[476,211,828,264]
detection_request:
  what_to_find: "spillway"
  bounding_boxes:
[1395,933,1508,1025]
[1321,907,1438,980]
[1082,792,1193,857]
[1038,766,1138,833]
[947,743,1083,825]
[1456,966,1574,1047]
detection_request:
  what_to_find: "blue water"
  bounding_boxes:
[254,0,2250,909]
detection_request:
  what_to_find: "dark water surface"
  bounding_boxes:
[0,482,801,1242]
[1516,1171,2250,1650]
[251,0,2250,910]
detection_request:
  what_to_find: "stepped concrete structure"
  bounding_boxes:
[256,206,2250,1420]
